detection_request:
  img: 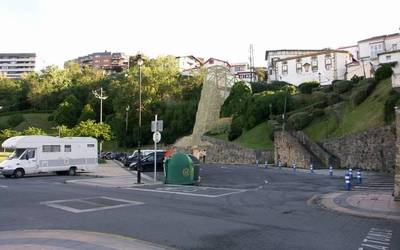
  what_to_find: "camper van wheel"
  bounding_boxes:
[13,169,25,178]
[68,167,77,176]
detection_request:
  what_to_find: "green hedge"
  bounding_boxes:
[332,80,352,94]
[298,81,320,94]
[384,91,400,124]
[350,79,378,106]
[228,115,244,141]
[375,65,393,82]
[287,112,314,130]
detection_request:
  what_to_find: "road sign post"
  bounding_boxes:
[152,115,162,183]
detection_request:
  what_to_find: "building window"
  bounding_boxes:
[87,144,95,148]
[392,44,397,51]
[42,145,61,152]
[325,55,332,70]
[296,59,302,73]
[311,57,318,72]
[370,42,383,58]
[64,145,71,152]
[386,55,392,61]
[282,62,288,75]
[303,63,310,72]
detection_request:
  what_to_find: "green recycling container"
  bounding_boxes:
[164,152,195,185]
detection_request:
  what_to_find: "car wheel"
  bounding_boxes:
[13,168,25,178]
[68,167,77,176]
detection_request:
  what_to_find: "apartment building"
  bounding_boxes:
[67,51,128,73]
[0,53,36,79]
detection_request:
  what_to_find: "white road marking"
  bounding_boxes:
[0,185,7,188]
[264,180,269,184]
[125,185,247,198]
[41,196,144,213]
[359,228,393,250]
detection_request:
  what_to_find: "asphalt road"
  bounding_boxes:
[0,164,399,250]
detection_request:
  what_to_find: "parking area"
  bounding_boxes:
[125,184,248,198]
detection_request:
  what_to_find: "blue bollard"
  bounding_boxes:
[345,174,351,191]
[278,160,282,169]
[310,164,314,173]
[357,170,362,184]
[256,160,259,168]
[264,161,268,169]
[329,165,333,177]
[292,163,296,172]
[349,168,353,180]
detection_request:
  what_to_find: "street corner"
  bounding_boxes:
[0,229,174,250]
[313,191,400,221]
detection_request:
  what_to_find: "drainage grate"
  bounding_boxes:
[41,196,144,213]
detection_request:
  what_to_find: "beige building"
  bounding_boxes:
[0,53,36,79]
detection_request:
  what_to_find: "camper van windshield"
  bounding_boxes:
[8,149,27,159]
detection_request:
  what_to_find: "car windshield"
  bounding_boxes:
[8,148,27,159]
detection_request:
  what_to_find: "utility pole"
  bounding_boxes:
[125,105,130,150]
[92,87,108,156]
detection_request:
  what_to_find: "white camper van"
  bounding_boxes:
[0,136,98,178]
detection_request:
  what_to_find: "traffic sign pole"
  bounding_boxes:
[154,115,157,183]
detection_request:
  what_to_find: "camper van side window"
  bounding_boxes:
[87,144,95,148]
[65,145,71,152]
[42,145,61,152]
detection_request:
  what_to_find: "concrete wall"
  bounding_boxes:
[322,126,396,172]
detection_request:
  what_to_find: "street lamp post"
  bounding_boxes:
[92,87,108,156]
[136,54,144,184]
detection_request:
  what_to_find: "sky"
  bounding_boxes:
[1,0,399,70]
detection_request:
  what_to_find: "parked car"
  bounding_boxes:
[129,151,166,172]
[124,150,164,167]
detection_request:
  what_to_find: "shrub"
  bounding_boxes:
[384,91,400,124]
[375,64,393,82]
[298,81,320,94]
[312,101,328,109]
[7,113,25,127]
[332,80,352,94]
[312,108,325,117]
[351,79,378,106]
[351,75,364,84]
[327,93,341,105]
[228,115,243,141]
[287,112,314,130]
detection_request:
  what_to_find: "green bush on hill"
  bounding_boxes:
[326,92,341,105]
[384,90,400,124]
[375,64,393,82]
[332,80,352,94]
[228,115,244,141]
[351,79,378,106]
[287,112,314,130]
[7,114,25,127]
[298,81,320,94]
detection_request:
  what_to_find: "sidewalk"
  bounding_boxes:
[67,160,162,188]
[317,191,400,221]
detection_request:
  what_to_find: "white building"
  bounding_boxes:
[203,58,231,68]
[266,50,352,86]
[230,62,257,82]
[358,33,400,61]
[176,55,203,76]
[378,50,400,89]
[0,53,36,79]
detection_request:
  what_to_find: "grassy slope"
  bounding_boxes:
[234,122,274,150]
[304,78,391,141]
[0,113,56,133]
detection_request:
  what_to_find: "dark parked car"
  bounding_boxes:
[129,151,165,172]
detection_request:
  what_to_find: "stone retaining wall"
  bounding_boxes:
[178,136,273,165]
[322,126,395,172]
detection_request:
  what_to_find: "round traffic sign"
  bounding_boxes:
[153,131,161,143]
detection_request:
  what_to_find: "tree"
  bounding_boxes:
[0,129,20,142]
[72,120,112,143]
[220,82,252,117]
[53,94,82,127]
[78,104,96,122]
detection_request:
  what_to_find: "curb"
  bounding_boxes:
[315,192,400,221]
